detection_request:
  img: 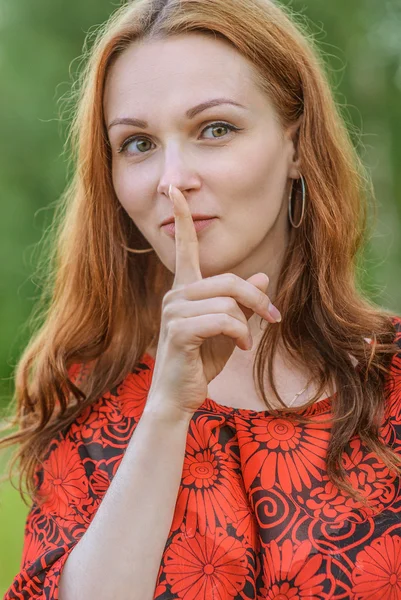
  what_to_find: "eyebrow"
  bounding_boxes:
[107,98,247,131]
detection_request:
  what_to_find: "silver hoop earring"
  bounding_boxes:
[123,177,306,251]
[288,174,306,228]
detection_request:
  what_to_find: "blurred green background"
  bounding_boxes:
[1,0,401,593]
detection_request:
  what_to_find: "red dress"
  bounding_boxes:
[5,316,401,599]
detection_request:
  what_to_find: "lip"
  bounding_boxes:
[160,214,216,227]
[161,217,217,237]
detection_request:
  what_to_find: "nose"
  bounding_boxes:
[156,143,201,198]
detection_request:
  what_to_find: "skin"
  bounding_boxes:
[104,32,301,347]
[103,33,333,407]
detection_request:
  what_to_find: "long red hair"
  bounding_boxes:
[1,0,400,508]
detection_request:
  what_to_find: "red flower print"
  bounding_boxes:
[67,361,94,387]
[67,362,82,385]
[352,533,401,598]
[171,420,241,536]
[40,438,88,518]
[71,396,122,444]
[21,530,46,566]
[7,321,401,600]
[259,539,334,599]
[385,352,401,424]
[305,438,398,523]
[237,415,331,494]
[89,467,109,497]
[76,408,110,443]
[117,369,152,418]
[232,487,260,551]
[380,416,395,446]
[161,527,249,599]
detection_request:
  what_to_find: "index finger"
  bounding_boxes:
[169,184,203,287]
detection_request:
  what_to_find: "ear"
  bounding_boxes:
[285,115,303,179]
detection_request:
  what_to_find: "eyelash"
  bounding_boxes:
[116,121,242,155]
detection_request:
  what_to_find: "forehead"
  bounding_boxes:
[103,33,267,122]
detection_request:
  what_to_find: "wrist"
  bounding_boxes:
[142,398,193,426]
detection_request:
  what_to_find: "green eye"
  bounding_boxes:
[203,122,235,139]
[117,121,241,156]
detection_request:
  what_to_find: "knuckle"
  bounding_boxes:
[162,290,173,309]
[221,313,231,328]
[224,272,238,290]
[166,319,179,341]
[162,302,174,320]
[162,288,182,309]
[223,297,238,314]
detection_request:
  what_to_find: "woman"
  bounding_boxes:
[2,0,401,597]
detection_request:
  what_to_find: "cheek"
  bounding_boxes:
[112,163,147,218]
[112,163,129,208]
[223,134,288,214]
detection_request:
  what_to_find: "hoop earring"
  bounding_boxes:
[121,244,154,254]
[123,177,306,252]
[288,174,306,228]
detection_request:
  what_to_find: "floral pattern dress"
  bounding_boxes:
[5,316,401,600]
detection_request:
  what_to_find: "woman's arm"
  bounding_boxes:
[58,399,192,600]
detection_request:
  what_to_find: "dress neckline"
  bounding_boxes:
[141,352,334,418]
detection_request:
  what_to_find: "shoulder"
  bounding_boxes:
[63,353,153,447]
[383,315,401,421]
[33,355,153,513]
[67,353,154,424]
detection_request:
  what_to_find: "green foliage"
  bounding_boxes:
[1,0,400,594]
[0,449,29,589]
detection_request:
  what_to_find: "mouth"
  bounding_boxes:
[161,217,218,237]
[160,213,216,227]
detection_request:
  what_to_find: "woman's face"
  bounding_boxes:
[104,33,300,281]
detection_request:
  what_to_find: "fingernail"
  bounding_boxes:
[268,303,282,322]
[169,185,178,213]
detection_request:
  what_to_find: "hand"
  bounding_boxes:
[145,185,282,418]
